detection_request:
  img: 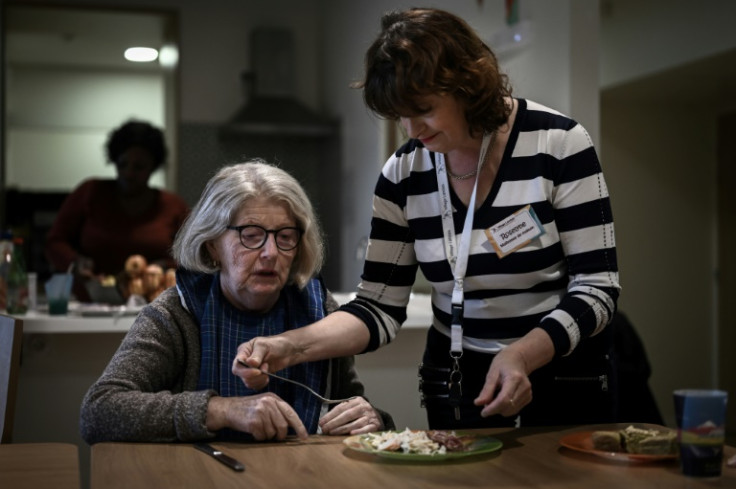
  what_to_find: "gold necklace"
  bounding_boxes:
[446,131,497,181]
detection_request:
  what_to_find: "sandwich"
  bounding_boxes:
[591,425,676,455]
[590,430,622,452]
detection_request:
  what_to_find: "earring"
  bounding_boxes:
[212,260,219,268]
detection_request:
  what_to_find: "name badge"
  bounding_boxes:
[484,205,545,258]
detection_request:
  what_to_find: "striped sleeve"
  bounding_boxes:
[338,142,428,350]
[523,106,619,355]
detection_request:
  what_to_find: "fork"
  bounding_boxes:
[236,359,357,405]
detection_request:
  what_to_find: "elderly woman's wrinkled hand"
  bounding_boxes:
[208,393,308,441]
[318,397,384,436]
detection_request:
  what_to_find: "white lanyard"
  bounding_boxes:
[435,133,493,356]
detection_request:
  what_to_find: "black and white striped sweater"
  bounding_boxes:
[340,99,620,357]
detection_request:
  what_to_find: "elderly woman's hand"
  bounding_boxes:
[206,393,308,441]
[318,397,384,435]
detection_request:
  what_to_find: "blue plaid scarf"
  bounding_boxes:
[176,269,328,438]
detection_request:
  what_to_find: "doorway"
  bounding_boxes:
[717,112,736,442]
[1,3,179,279]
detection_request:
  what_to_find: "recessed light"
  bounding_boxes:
[124,47,159,62]
[158,44,179,68]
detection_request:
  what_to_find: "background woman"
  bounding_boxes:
[45,119,189,302]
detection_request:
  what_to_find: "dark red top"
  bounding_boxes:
[45,179,190,300]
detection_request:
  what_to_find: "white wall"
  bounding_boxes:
[173,0,324,123]
[599,0,736,428]
[602,100,717,427]
[600,0,736,89]
[19,0,326,124]
[6,67,165,190]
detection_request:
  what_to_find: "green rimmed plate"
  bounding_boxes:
[343,430,503,461]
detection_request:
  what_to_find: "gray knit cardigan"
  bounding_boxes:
[79,287,394,444]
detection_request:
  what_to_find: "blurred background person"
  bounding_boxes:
[80,160,392,443]
[45,119,189,302]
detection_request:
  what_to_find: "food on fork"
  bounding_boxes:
[591,425,677,455]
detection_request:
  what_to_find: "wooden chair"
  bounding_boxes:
[0,314,23,443]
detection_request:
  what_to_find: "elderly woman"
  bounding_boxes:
[80,160,393,443]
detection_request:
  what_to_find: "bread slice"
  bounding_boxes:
[628,431,677,455]
[591,430,623,452]
[620,425,677,455]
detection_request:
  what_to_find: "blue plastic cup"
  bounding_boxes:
[45,273,73,315]
[673,389,728,477]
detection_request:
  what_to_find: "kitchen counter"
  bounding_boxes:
[18,293,433,334]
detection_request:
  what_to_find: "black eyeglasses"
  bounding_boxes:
[226,224,302,251]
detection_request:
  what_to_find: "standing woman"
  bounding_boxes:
[45,119,189,301]
[238,7,620,430]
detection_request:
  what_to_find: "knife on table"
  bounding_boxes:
[194,443,245,472]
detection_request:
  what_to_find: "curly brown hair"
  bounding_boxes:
[106,120,168,169]
[353,8,513,138]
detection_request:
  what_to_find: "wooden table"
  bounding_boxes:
[11,294,432,489]
[90,425,736,489]
[0,442,80,489]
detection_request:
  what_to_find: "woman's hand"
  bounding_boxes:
[206,393,308,441]
[474,327,554,417]
[74,255,95,279]
[232,336,302,390]
[232,312,371,391]
[318,397,384,435]
[473,347,532,417]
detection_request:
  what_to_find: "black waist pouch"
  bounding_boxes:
[417,325,618,428]
[524,327,619,426]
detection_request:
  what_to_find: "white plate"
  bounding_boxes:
[71,304,143,317]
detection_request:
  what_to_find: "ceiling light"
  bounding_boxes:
[488,20,534,57]
[158,44,179,68]
[124,47,159,63]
